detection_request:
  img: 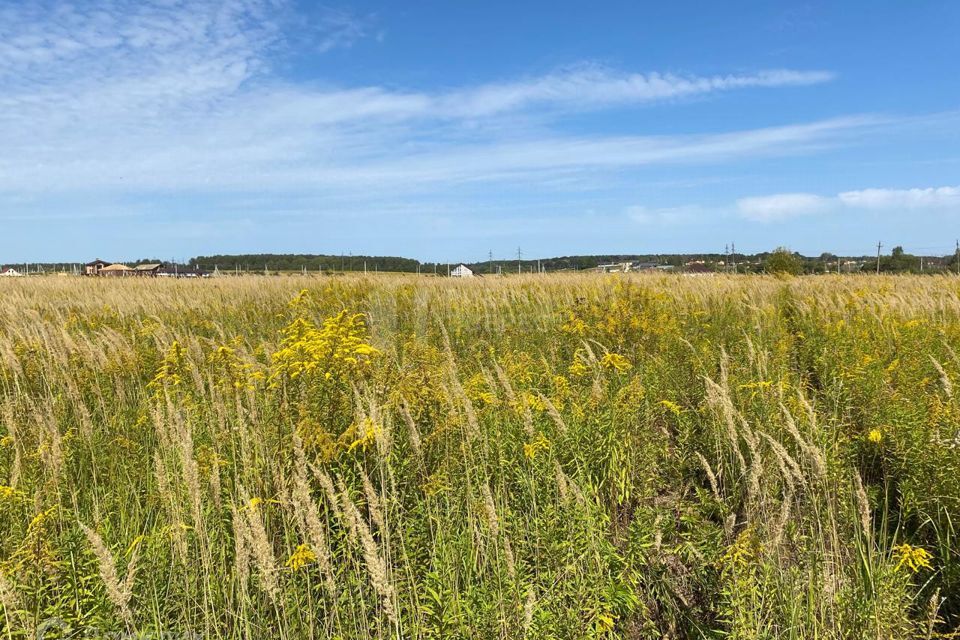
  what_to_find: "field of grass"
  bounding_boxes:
[1,274,959,638]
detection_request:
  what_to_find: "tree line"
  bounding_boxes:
[11,248,959,275]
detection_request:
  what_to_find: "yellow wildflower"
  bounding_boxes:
[868,429,883,444]
[286,544,318,571]
[893,543,933,573]
[721,525,760,570]
[600,352,632,372]
[289,289,311,307]
[551,375,571,401]
[149,340,186,392]
[28,507,56,534]
[464,373,497,406]
[568,359,589,378]
[345,418,379,453]
[659,400,682,417]
[523,434,550,461]
[517,392,546,413]
[595,612,616,633]
[270,311,379,385]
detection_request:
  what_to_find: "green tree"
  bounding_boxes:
[765,247,803,275]
[880,246,920,273]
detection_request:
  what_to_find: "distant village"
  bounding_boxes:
[0,260,209,278]
[0,248,955,278]
[81,259,209,278]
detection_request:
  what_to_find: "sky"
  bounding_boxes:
[1,0,959,263]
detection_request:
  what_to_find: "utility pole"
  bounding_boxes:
[489,250,493,275]
[517,247,522,275]
[876,241,882,275]
[955,240,959,275]
[731,242,737,273]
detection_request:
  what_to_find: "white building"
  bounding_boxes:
[0,267,23,277]
[451,264,474,278]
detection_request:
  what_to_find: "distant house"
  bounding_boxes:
[84,259,110,276]
[451,264,474,278]
[133,263,162,276]
[597,263,626,273]
[0,267,23,277]
[632,262,660,271]
[100,263,134,277]
[157,265,209,278]
[597,261,659,273]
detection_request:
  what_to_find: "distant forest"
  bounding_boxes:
[188,254,420,273]
[188,252,728,273]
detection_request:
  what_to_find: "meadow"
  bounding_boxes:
[0,273,958,639]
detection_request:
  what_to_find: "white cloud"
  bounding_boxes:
[433,67,834,118]
[0,111,879,195]
[737,185,960,222]
[838,186,960,209]
[737,193,832,221]
[0,0,858,227]
[0,2,845,194]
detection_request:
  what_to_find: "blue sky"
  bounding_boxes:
[1,0,959,263]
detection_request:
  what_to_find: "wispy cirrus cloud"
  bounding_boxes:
[431,67,835,118]
[0,0,850,204]
[0,111,881,194]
